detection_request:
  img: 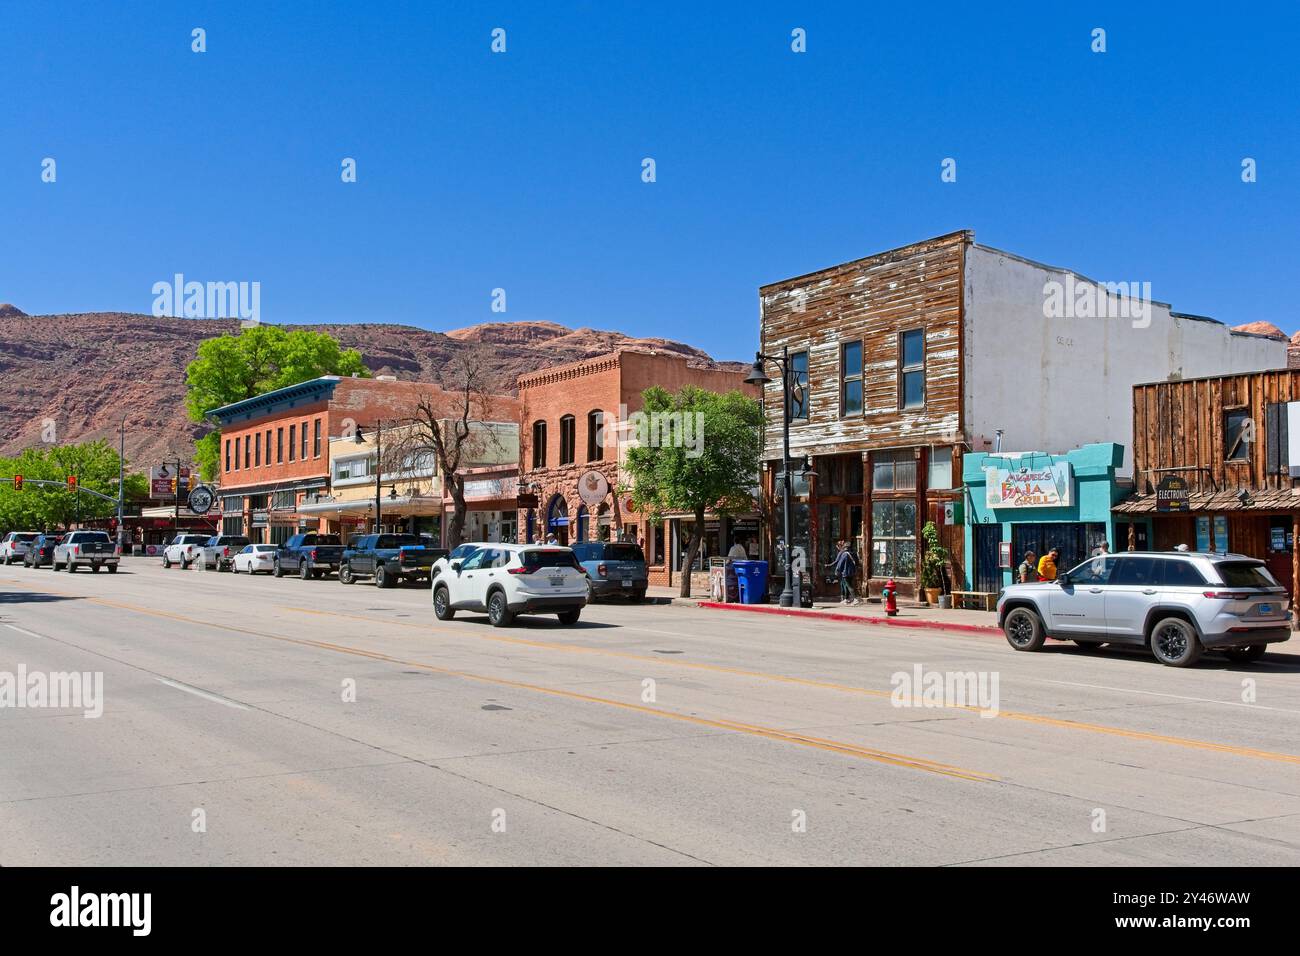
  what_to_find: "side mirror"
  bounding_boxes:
[450,561,461,572]
[1058,573,1071,587]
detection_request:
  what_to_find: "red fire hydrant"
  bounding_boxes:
[883,577,899,616]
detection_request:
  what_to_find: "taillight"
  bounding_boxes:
[309,549,317,560]
[1203,591,1252,600]
[507,565,532,575]
[223,547,230,557]
[597,563,607,577]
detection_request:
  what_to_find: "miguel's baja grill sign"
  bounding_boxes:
[985,462,1073,509]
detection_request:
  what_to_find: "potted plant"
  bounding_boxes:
[920,521,948,606]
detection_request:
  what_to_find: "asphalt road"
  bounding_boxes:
[2,558,1298,866]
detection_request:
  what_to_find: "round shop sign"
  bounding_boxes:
[187,484,216,515]
[577,470,609,508]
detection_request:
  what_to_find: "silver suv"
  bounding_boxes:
[997,551,1291,667]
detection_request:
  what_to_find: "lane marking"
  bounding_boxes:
[4,623,44,640]
[1038,678,1300,715]
[156,677,249,710]
[1,584,993,782]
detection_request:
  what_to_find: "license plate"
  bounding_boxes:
[549,575,564,587]
[1259,604,1273,614]
[621,579,632,588]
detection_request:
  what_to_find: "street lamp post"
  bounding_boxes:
[355,421,386,533]
[745,347,806,609]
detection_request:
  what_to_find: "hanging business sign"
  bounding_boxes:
[1155,474,1190,513]
[577,469,609,508]
[985,462,1073,509]
[187,484,216,515]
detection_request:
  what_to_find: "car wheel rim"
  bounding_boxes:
[435,591,446,614]
[1007,612,1034,647]
[1156,624,1187,660]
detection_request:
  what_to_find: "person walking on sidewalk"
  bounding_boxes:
[1018,550,1039,584]
[827,539,859,605]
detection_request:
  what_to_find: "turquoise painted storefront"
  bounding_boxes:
[962,443,1147,591]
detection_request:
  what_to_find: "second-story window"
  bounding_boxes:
[587,410,604,461]
[243,434,250,469]
[225,439,231,472]
[1225,408,1251,461]
[790,351,810,419]
[313,419,322,458]
[254,431,261,467]
[277,427,284,463]
[559,415,576,465]
[841,340,863,416]
[900,329,925,409]
[531,420,547,469]
[289,424,296,462]
[300,420,308,460]
[265,429,272,467]
[233,437,240,471]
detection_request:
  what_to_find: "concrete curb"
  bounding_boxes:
[695,601,1002,636]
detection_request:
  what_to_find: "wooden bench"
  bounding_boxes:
[950,590,997,612]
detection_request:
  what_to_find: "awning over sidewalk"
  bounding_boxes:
[295,496,444,517]
[1113,489,1300,514]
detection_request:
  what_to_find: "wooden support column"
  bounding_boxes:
[1292,513,1299,630]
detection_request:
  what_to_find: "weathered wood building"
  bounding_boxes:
[757,231,1285,599]
[1115,369,1300,604]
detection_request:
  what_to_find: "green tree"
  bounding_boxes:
[0,441,148,531]
[185,325,369,478]
[623,386,763,597]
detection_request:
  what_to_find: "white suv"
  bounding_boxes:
[433,543,587,627]
[998,551,1291,667]
[1,531,39,565]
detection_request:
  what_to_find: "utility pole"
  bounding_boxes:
[117,417,126,553]
[375,421,383,533]
[173,458,182,538]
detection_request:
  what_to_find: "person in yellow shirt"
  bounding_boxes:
[1037,548,1059,582]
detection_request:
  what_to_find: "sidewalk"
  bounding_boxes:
[644,586,1002,635]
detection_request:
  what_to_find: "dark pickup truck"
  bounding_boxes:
[274,533,345,580]
[340,533,446,588]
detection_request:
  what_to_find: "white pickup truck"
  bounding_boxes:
[52,530,119,573]
[162,533,210,569]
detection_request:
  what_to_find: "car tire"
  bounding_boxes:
[557,609,581,625]
[107,564,117,573]
[433,585,455,620]
[162,555,171,568]
[339,564,355,585]
[1003,607,1044,651]
[273,559,284,578]
[91,564,100,573]
[586,580,597,604]
[1149,617,1203,667]
[66,559,76,573]
[299,561,311,581]
[180,558,190,570]
[376,565,392,589]
[1223,644,1267,663]
[629,591,645,604]
[487,590,513,627]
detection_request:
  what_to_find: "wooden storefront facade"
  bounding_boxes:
[1116,369,1300,614]
[757,231,968,600]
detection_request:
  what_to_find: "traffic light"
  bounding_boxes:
[67,475,77,489]
[12,474,21,491]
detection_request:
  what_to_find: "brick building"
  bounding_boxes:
[516,350,759,588]
[208,375,517,543]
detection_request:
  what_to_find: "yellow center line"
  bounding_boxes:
[282,605,1300,767]
[0,582,994,782]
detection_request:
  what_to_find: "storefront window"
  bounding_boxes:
[652,522,665,565]
[928,447,952,490]
[871,499,916,577]
[872,450,916,491]
[1195,515,1229,553]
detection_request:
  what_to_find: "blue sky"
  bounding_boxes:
[3,1,1297,360]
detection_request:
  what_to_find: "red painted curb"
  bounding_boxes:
[695,601,1002,636]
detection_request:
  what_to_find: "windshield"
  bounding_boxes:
[1215,561,1280,589]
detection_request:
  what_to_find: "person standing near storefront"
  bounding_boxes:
[827,540,859,605]
[1037,548,1060,582]
[1018,550,1040,583]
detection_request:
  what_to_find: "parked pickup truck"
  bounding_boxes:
[162,533,210,569]
[200,534,250,571]
[275,533,345,580]
[53,530,119,573]
[340,533,446,588]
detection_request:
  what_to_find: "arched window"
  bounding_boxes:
[586,410,604,462]
[559,414,576,465]
[531,420,547,469]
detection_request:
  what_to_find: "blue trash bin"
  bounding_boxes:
[733,560,770,604]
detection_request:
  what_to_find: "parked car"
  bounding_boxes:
[0,531,39,565]
[162,534,210,569]
[53,530,119,573]
[570,540,648,602]
[340,533,446,588]
[232,543,279,574]
[200,535,250,571]
[997,550,1292,667]
[23,533,64,568]
[274,533,345,579]
[433,543,587,627]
